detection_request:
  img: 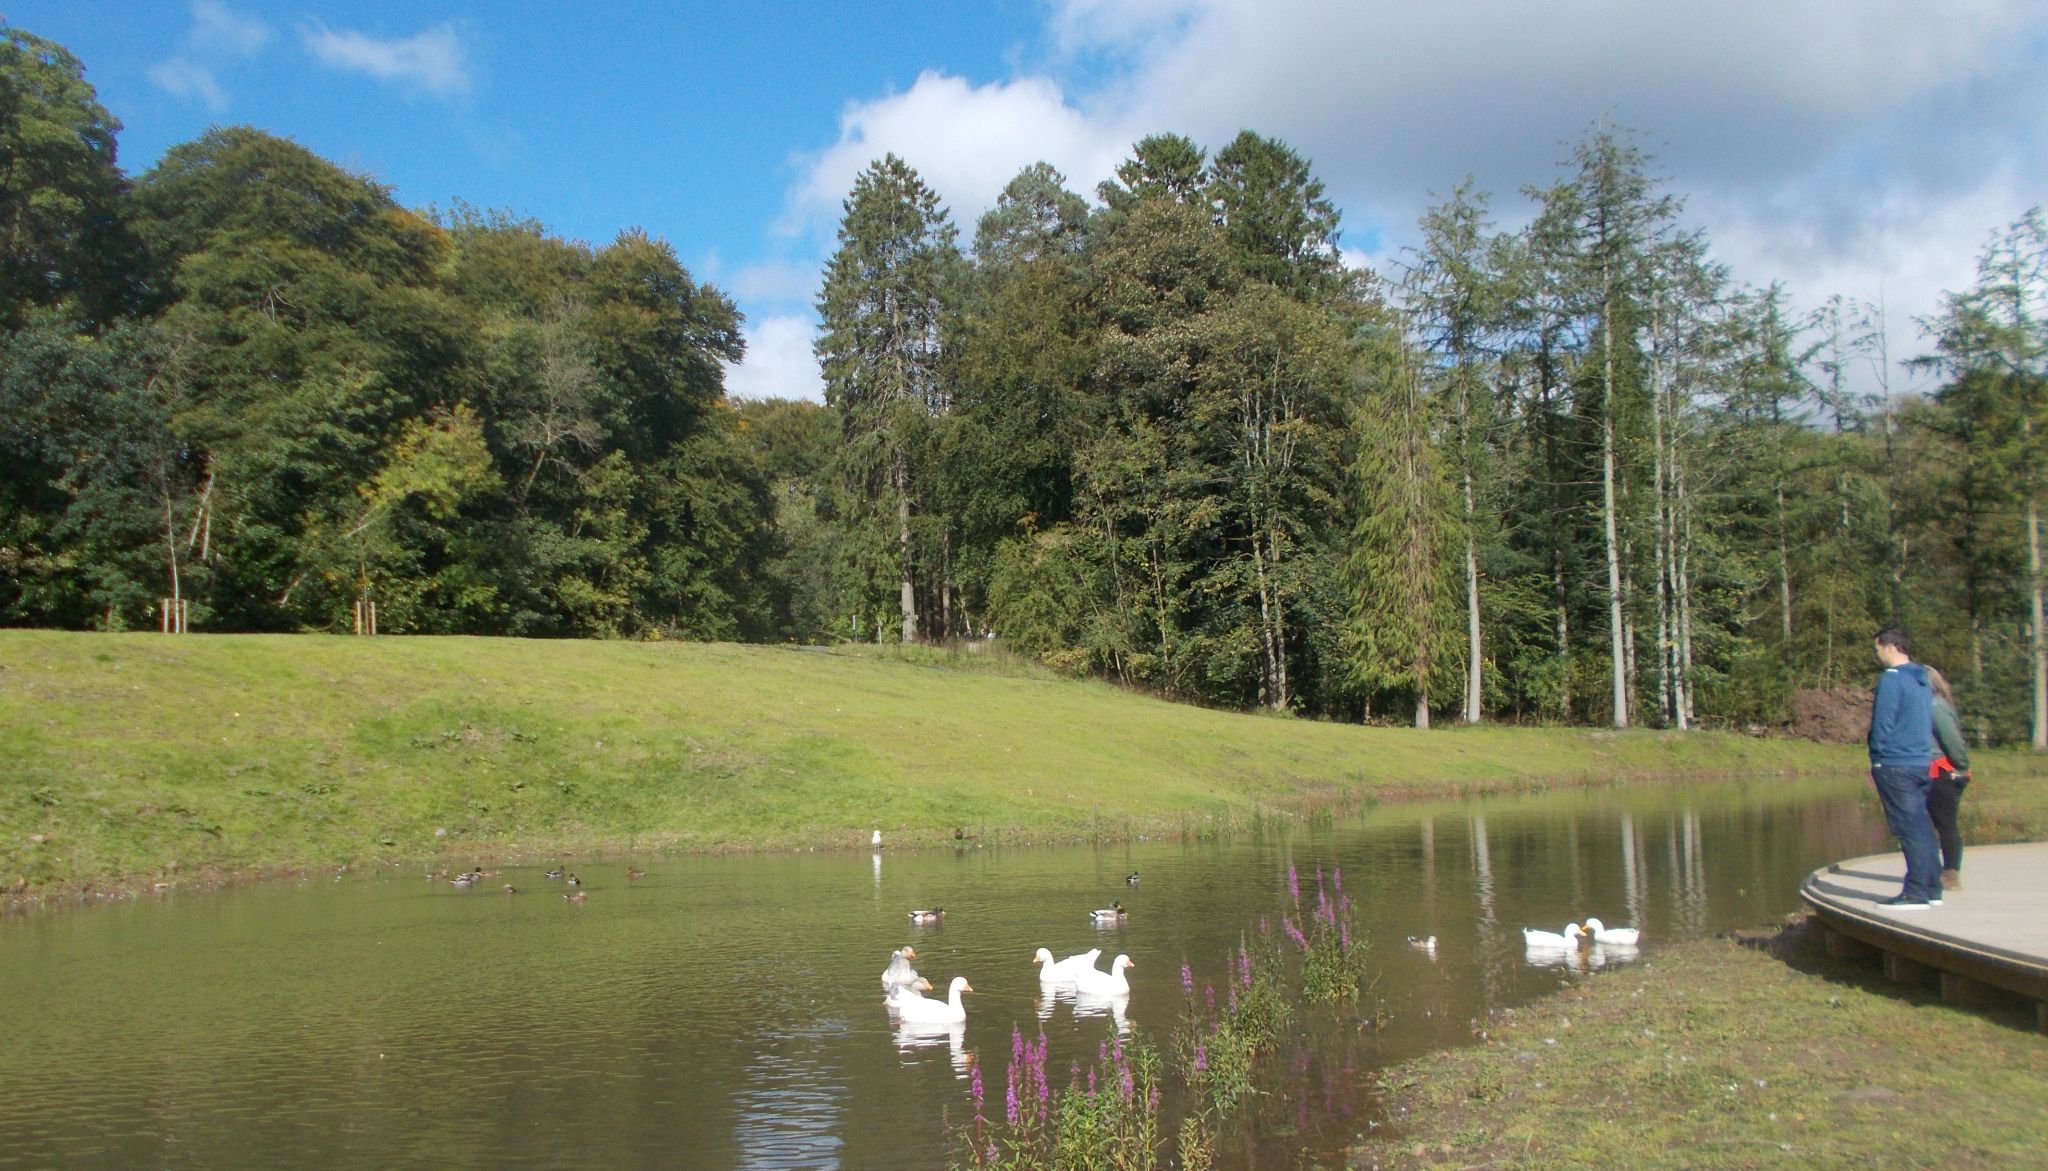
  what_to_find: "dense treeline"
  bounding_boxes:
[4,27,2045,742]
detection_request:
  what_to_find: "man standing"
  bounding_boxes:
[1868,628,1942,909]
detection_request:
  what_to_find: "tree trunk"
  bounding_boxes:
[1602,310,1629,729]
[1776,483,1794,652]
[1463,512,1482,724]
[2032,497,2046,749]
[894,451,916,644]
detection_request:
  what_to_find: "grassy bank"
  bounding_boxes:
[0,629,1893,898]
[1367,917,2048,1169]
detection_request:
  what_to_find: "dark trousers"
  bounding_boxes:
[1870,764,1942,901]
[1926,771,1969,872]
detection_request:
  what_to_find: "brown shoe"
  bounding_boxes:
[1940,869,1961,891]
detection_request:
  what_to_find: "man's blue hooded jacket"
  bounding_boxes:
[1868,660,1934,768]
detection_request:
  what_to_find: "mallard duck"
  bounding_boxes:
[1581,918,1641,946]
[565,873,581,886]
[1125,872,1141,886]
[544,868,564,879]
[895,975,973,1024]
[908,907,944,924]
[501,884,518,894]
[449,872,478,887]
[1033,947,1101,984]
[1521,923,1586,949]
[563,890,587,903]
[1073,954,1134,996]
[1090,901,1127,923]
[626,867,644,880]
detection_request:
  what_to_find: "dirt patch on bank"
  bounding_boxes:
[1788,687,1871,744]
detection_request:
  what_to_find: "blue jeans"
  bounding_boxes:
[1870,763,1941,901]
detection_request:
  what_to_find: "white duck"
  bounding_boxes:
[1073,954,1134,996]
[1033,946,1102,984]
[1581,918,1641,946]
[1521,922,1587,949]
[881,947,921,991]
[895,975,974,1024]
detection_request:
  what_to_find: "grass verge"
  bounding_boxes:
[1366,917,2048,1170]
[0,630,2023,902]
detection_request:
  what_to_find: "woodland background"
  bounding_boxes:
[5,27,2045,742]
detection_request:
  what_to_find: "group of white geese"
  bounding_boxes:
[1519,917,1641,968]
[880,918,1135,1026]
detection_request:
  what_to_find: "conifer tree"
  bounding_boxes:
[815,154,961,643]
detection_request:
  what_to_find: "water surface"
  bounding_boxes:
[0,775,1885,1169]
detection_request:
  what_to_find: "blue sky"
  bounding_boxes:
[11,2,2047,400]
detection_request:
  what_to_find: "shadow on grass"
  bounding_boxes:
[1734,915,2045,1034]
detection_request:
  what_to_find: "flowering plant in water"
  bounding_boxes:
[957,1027,1163,1170]
[1290,864,1369,1004]
[951,863,1373,1168]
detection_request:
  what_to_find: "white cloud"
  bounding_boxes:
[148,2,268,109]
[784,72,1132,246]
[1058,0,2047,385]
[773,0,2044,394]
[189,0,269,56]
[724,315,825,402]
[727,260,822,307]
[300,23,472,98]
[147,58,226,111]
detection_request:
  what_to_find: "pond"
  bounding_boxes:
[0,774,1886,1169]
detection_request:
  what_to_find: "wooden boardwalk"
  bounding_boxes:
[1801,842,2048,1029]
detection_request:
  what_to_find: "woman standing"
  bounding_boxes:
[1925,666,1972,891]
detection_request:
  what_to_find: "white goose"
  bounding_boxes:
[1073,954,1134,996]
[1521,922,1587,949]
[1581,918,1641,946]
[1033,947,1102,984]
[895,975,974,1024]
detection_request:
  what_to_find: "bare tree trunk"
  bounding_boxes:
[1651,331,1672,725]
[1776,483,1794,651]
[163,494,183,634]
[1675,463,1696,729]
[1463,503,1482,724]
[1253,539,1278,709]
[1602,309,1629,728]
[894,452,916,644]
[2031,497,2046,749]
[1272,530,1290,711]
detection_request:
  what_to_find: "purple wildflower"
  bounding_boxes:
[1205,981,1216,1012]
[972,1063,985,1112]
[1288,863,1300,903]
[1088,1068,1098,1095]
[1240,946,1253,986]
[1194,1041,1208,1072]
[1284,914,1309,951]
[1181,960,1193,994]
[1006,1079,1019,1127]
[1340,918,1351,951]
[1334,865,1343,895]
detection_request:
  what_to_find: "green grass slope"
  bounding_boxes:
[2,631,1863,895]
